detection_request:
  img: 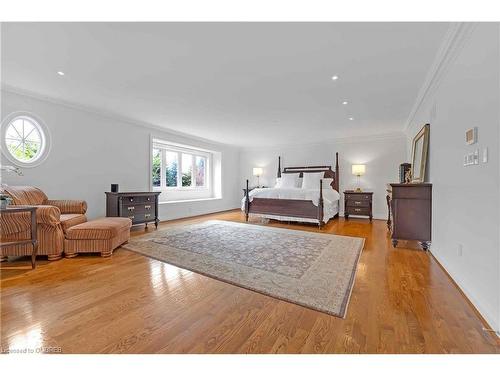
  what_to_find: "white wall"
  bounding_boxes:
[0,90,241,220]
[240,134,407,219]
[405,24,500,331]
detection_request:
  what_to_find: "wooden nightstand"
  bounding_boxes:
[344,191,373,221]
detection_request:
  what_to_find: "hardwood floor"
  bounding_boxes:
[1,210,499,354]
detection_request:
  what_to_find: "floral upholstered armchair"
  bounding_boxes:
[0,185,87,261]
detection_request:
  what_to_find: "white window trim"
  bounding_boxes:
[150,137,213,193]
[0,111,52,168]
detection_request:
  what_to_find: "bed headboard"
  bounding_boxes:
[278,152,340,192]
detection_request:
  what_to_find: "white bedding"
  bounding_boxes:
[240,187,340,223]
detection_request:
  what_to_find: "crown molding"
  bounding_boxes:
[403,22,477,134]
[0,84,238,150]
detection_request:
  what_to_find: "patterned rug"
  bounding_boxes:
[123,220,364,317]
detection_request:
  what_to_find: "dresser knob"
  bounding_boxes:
[355,208,361,212]
[144,205,151,209]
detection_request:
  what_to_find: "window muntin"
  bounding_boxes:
[3,116,45,164]
[152,143,210,191]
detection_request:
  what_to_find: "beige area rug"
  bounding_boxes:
[123,220,364,318]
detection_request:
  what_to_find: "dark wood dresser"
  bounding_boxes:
[105,192,161,228]
[344,191,373,221]
[386,183,432,250]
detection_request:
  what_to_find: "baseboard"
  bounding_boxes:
[429,249,500,337]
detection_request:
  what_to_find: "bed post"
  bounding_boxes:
[318,179,324,229]
[245,179,250,222]
[277,156,282,178]
[334,152,339,192]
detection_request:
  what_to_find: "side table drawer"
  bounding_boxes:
[346,199,370,208]
[346,207,371,216]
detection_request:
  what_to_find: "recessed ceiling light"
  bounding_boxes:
[342,101,348,105]
[331,75,339,81]
[57,71,65,76]
[349,117,354,121]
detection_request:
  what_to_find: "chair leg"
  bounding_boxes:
[48,253,63,261]
[101,250,113,258]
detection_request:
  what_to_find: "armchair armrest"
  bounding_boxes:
[35,205,61,225]
[45,200,87,214]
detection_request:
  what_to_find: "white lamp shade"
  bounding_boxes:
[253,167,263,176]
[351,164,366,176]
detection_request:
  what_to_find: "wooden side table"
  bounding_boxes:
[344,191,373,221]
[0,206,38,269]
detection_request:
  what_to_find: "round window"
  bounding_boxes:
[1,113,51,167]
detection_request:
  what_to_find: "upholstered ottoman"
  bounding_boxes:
[64,217,132,258]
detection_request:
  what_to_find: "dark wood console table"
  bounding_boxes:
[0,206,38,269]
[105,192,161,228]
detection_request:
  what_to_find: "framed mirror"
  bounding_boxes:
[411,124,430,183]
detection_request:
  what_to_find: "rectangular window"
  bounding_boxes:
[195,156,206,187]
[151,140,211,196]
[152,148,161,188]
[181,153,193,187]
[165,151,178,187]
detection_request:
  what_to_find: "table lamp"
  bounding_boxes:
[351,164,366,192]
[253,167,263,187]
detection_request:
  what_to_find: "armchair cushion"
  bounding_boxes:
[60,214,87,234]
[45,200,87,214]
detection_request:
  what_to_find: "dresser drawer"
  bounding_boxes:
[121,195,155,204]
[121,211,155,222]
[346,207,371,216]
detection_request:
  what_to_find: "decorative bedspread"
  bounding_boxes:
[240,187,340,223]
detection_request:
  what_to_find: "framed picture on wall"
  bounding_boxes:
[410,124,430,183]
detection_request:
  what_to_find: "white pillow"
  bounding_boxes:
[274,178,282,188]
[301,172,325,189]
[280,173,300,188]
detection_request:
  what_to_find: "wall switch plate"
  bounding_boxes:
[482,147,488,163]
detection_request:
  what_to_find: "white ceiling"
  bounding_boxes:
[1,22,449,147]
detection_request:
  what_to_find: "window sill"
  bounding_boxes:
[159,197,222,204]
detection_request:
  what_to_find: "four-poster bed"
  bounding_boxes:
[244,152,340,228]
